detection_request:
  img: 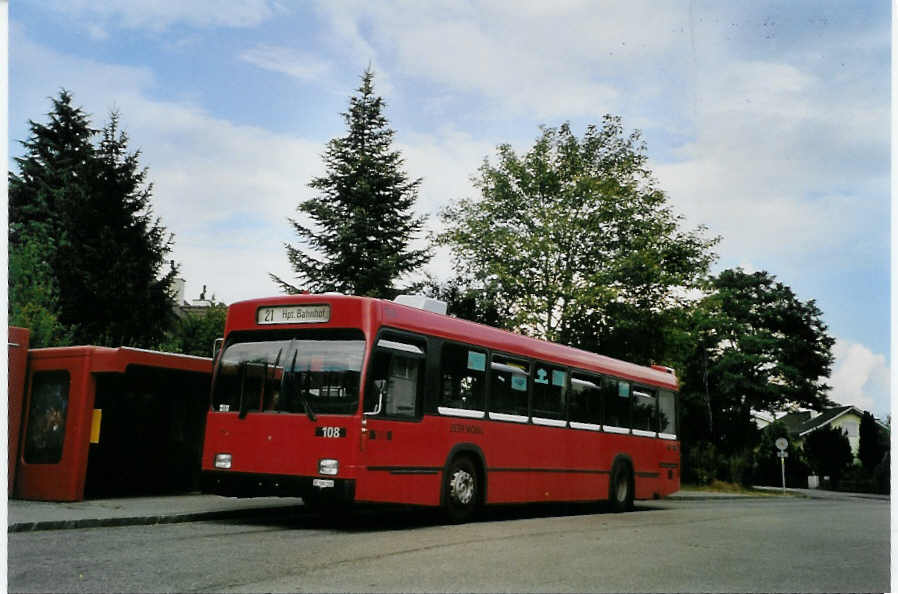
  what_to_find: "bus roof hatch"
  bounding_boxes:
[393,294,448,315]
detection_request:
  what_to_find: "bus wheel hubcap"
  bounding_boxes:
[450,470,474,505]
[616,477,628,501]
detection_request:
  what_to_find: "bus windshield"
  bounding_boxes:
[211,329,366,416]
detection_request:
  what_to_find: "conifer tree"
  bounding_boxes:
[10,89,96,256]
[59,111,177,346]
[9,90,177,347]
[858,411,887,471]
[271,69,431,298]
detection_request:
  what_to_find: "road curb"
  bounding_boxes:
[666,491,805,501]
[666,495,764,501]
[8,505,304,533]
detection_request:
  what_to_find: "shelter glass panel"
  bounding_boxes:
[24,371,70,464]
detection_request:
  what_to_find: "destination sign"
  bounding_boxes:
[257,304,330,325]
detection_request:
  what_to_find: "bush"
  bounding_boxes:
[687,441,719,485]
[874,451,890,494]
[804,425,853,490]
[753,422,809,488]
[839,465,881,494]
[727,450,755,487]
[158,305,226,356]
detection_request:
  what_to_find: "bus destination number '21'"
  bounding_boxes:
[315,427,347,438]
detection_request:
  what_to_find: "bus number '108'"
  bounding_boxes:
[315,427,346,438]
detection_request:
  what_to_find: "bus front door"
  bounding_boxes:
[359,341,440,506]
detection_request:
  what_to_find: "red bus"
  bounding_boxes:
[200,294,679,521]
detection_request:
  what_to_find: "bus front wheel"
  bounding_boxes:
[444,456,479,523]
[609,462,634,512]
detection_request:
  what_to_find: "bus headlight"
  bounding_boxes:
[319,459,339,476]
[214,453,232,469]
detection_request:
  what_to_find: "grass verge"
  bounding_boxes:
[683,480,794,496]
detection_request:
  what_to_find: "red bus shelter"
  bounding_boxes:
[8,327,31,495]
[13,345,212,502]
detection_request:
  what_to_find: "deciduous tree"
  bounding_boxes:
[679,268,835,457]
[8,234,74,347]
[438,117,717,366]
[159,304,227,357]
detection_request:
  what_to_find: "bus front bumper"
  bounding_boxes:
[201,470,356,502]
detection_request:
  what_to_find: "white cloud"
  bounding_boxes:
[102,101,329,304]
[829,339,889,416]
[10,2,888,350]
[314,1,684,119]
[10,23,495,302]
[10,26,322,304]
[41,0,281,32]
[395,127,497,282]
[653,55,888,269]
[309,3,888,278]
[240,45,330,81]
[398,127,492,216]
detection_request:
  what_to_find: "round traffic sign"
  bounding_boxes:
[775,437,788,451]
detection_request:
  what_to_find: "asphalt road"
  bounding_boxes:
[8,496,889,593]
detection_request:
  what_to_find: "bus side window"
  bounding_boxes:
[531,364,566,420]
[603,378,630,431]
[632,388,657,434]
[439,344,486,412]
[569,373,602,427]
[490,355,530,418]
[365,339,425,418]
[658,390,676,437]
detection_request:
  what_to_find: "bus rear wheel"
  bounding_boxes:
[444,457,479,523]
[609,462,634,513]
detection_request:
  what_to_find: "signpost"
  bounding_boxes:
[775,438,789,494]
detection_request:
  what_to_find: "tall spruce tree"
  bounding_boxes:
[9,90,95,345]
[10,90,96,256]
[9,90,177,347]
[62,111,177,346]
[271,69,431,298]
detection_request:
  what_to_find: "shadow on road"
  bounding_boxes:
[213,500,662,533]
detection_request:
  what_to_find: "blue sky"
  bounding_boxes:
[7,1,890,418]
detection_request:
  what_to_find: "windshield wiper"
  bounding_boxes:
[288,347,317,422]
[298,369,318,422]
[238,361,250,419]
[261,347,283,411]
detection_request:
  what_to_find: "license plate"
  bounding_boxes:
[257,304,330,325]
[312,479,335,488]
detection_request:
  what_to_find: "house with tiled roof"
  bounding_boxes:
[780,405,889,461]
